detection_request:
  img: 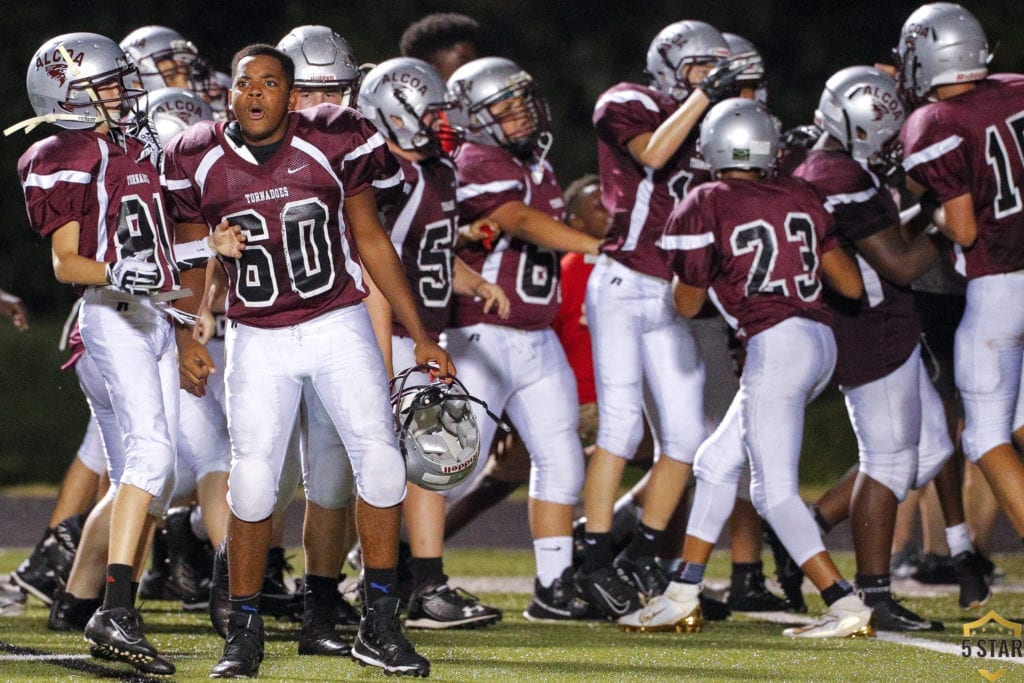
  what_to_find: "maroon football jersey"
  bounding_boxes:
[902,74,1024,279]
[794,150,922,387]
[662,176,836,342]
[452,142,565,330]
[381,155,458,340]
[593,82,712,281]
[19,129,179,293]
[163,104,402,328]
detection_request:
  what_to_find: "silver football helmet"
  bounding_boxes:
[358,57,459,156]
[895,3,989,101]
[276,25,360,107]
[722,32,767,103]
[194,65,231,118]
[390,366,506,492]
[23,32,144,132]
[120,26,199,92]
[815,66,907,171]
[646,21,730,102]
[446,57,550,155]
[700,98,780,176]
[140,87,214,145]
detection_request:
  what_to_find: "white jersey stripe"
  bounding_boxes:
[657,232,715,250]
[623,167,655,252]
[23,169,91,189]
[823,187,878,214]
[372,171,403,189]
[456,179,522,202]
[195,146,225,195]
[389,165,425,253]
[95,139,110,262]
[707,286,738,330]
[902,134,964,172]
[594,90,660,114]
[342,131,387,163]
[162,177,192,191]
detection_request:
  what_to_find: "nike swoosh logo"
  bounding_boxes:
[110,616,142,644]
[287,165,308,174]
[593,583,631,615]
[640,604,667,624]
[540,546,563,552]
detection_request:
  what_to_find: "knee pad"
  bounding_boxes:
[687,479,737,543]
[354,448,406,509]
[858,447,916,502]
[227,459,279,522]
[762,495,824,567]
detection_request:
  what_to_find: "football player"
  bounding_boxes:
[793,66,950,629]
[400,12,480,81]
[359,56,508,630]
[578,20,749,619]
[164,44,450,678]
[896,3,1024,570]
[15,32,242,675]
[120,25,199,92]
[619,99,870,638]
[444,56,604,621]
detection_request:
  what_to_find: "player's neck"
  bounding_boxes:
[934,82,977,101]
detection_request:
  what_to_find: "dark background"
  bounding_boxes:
[1,0,1021,483]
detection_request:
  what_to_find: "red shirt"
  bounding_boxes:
[551,252,597,405]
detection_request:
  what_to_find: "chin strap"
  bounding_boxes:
[530,131,553,184]
[4,113,102,136]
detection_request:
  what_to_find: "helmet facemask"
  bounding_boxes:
[65,61,144,131]
[389,86,460,158]
[463,75,550,157]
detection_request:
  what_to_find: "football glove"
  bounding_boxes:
[699,52,757,104]
[106,257,160,295]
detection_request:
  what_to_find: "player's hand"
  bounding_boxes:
[414,339,456,383]
[106,257,160,295]
[698,52,755,104]
[192,308,216,344]
[874,63,898,78]
[598,235,625,255]
[0,290,29,332]
[458,217,501,250]
[176,328,216,397]
[476,282,511,320]
[209,219,246,259]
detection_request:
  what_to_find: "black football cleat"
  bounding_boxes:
[523,566,592,622]
[48,590,101,631]
[613,552,669,600]
[210,611,264,678]
[84,606,171,674]
[261,547,304,620]
[728,565,789,612]
[574,566,641,621]
[954,551,992,610]
[352,597,429,677]
[869,596,944,632]
[163,505,212,610]
[406,581,502,629]
[298,587,352,656]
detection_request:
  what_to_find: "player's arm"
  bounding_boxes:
[487,201,602,254]
[453,256,511,320]
[672,279,707,318]
[854,224,939,287]
[361,266,395,379]
[174,221,217,396]
[820,246,864,300]
[627,91,709,170]
[345,189,455,378]
[50,221,108,286]
[933,193,977,247]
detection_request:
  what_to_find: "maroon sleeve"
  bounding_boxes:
[453,143,526,223]
[329,107,403,198]
[661,186,718,289]
[593,83,665,150]
[18,136,94,238]
[901,105,971,203]
[161,123,213,225]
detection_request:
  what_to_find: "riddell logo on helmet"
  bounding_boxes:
[957,70,986,82]
[440,460,475,475]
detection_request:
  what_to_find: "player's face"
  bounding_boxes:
[232,55,296,145]
[489,95,533,141]
[570,185,611,239]
[685,60,717,86]
[294,87,346,110]
[156,58,193,89]
[431,41,478,81]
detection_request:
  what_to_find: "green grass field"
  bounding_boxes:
[1,549,1021,681]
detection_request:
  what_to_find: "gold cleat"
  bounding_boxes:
[618,584,704,633]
